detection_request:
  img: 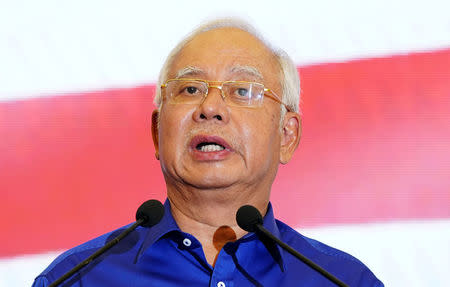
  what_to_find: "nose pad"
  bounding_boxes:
[201,86,225,103]
[194,86,229,123]
[198,86,226,108]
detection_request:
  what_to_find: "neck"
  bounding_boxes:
[167,184,269,266]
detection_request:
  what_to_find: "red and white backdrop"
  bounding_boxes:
[1,1,449,286]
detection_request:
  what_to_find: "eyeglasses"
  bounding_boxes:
[161,78,289,110]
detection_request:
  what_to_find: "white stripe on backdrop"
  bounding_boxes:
[2,220,450,286]
[0,0,449,100]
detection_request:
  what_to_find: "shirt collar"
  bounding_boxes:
[136,199,286,271]
[238,202,286,272]
[136,199,179,261]
[262,202,282,238]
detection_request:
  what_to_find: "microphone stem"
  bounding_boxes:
[256,224,348,287]
[48,219,144,287]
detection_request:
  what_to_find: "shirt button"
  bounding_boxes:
[217,282,226,287]
[182,238,191,247]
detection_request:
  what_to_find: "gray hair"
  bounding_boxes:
[154,18,300,115]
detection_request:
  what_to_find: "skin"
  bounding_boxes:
[151,27,301,266]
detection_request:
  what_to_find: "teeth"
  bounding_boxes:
[200,144,225,152]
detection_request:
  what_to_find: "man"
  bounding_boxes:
[33,19,383,286]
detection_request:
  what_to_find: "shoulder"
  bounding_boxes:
[33,223,138,286]
[276,220,384,286]
[276,220,360,262]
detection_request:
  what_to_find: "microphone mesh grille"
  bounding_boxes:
[236,205,263,232]
[136,200,164,227]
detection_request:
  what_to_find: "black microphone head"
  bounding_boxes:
[136,200,164,227]
[236,205,263,232]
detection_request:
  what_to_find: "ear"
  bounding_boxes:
[151,109,160,160]
[280,112,301,164]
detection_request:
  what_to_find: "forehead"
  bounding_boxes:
[168,28,280,84]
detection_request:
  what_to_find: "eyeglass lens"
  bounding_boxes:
[165,80,264,107]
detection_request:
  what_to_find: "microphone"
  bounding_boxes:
[236,205,348,287]
[136,199,165,227]
[49,200,164,287]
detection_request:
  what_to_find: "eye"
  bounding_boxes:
[177,82,204,97]
[186,86,198,94]
[236,88,249,97]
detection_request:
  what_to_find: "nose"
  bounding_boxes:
[192,87,230,124]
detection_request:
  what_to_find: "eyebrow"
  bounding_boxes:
[229,65,264,81]
[174,65,264,81]
[176,66,205,78]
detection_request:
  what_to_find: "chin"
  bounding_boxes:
[184,174,237,190]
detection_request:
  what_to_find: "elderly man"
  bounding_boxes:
[33,19,383,287]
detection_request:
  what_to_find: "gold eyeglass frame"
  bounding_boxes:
[161,78,290,111]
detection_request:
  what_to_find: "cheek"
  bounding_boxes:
[241,113,280,161]
[158,107,192,156]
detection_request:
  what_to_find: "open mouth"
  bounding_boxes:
[196,142,225,152]
[190,135,231,154]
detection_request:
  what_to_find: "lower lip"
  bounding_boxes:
[191,148,232,161]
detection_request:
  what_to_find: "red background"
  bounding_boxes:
[1,49,449,257]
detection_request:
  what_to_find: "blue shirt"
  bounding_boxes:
[33,201,383,287]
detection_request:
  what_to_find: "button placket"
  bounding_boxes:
[210,243,236,287]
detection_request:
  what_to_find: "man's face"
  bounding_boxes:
[153,28,287,192]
